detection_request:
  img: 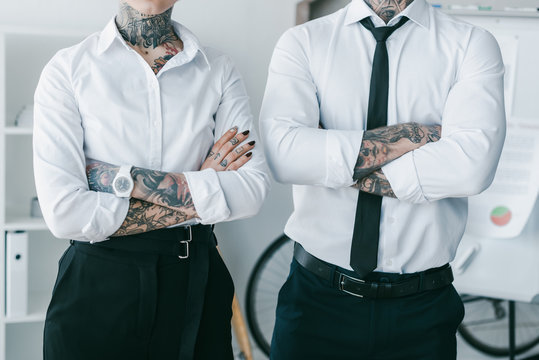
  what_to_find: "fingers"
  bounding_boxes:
[208,126,239,158]
[200,126,256,172]
[226,152,253,171]
[214,129,250,161]
[220,140,255,169]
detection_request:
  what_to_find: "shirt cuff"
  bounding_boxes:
[382,151,428,204]
[84,192,130,243]
[325,129,364,188]
[184,168,230,224]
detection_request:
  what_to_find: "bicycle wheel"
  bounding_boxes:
[458,295,539,357]
[245,234,293,356]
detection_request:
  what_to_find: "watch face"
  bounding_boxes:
[114,176,132,193]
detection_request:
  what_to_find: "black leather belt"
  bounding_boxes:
[72,224,214,259]
[294,243,454,299]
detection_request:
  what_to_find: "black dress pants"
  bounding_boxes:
[271,259,465,360]
[43,227,235,360]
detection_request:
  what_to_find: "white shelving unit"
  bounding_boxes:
[0,27,85,360]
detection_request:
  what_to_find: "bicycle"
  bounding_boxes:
[245,234,539,358]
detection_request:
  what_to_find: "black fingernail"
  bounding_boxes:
[246,152,253,158]
[248,141,255,146]
[242,130,250,135]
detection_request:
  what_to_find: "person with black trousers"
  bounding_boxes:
[34,1,269,358]
[260,0,505,358]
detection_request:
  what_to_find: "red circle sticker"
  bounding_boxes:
[490,206,512,226]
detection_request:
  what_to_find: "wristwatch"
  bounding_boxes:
[112,165,134,198]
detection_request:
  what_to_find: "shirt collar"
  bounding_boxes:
[344,0,430,29]
[97,18,211,69]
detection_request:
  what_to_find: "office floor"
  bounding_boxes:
[458,334,539,360]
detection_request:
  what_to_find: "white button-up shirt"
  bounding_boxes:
[34,19,270,242]
[260,0,505,273]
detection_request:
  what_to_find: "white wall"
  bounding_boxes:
[2,0,297,355]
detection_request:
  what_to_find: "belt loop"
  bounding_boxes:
[370,282,379,298]
[329,263,338,287]
[178,225,193,259]
[418,271,425,291]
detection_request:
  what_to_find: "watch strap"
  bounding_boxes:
[118,165,133,178]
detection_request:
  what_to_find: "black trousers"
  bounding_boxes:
[271,259,465,360]
[43,226,235,360]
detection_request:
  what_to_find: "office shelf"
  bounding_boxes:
[0,29,83,360]
[4,127,32,135]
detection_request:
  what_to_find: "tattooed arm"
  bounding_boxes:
[315,121,438,197]
[353,170,396,198]
[353,122,441,182]
[85,164,193,237]
[86,162,198,235]
[111,199,191,237]
[87,161,197,217]
[85,128,255,235]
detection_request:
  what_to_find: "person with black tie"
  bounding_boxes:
[260,0,505,358]
[33,0,269,359]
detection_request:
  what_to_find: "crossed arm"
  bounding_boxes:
[351,123,441,198]
[86,127,255,237]
[316,121,441,198]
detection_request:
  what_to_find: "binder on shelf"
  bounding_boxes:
[5,231,29,317]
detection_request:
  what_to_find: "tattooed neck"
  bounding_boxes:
[116,2,177,48]
[364,0,414,23]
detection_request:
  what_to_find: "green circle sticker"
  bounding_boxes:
[490,206,512,227]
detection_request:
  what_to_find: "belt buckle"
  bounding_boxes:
[339,273,365,298]
[178,225,193,259]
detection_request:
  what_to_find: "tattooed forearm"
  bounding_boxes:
[87,161,119,193]
[86,159,197,220]
[353,170,396,198]
[130,167,197,217]
[112,199,190,237]
[364,0,414,23]
[353,123,440,181]
[116,1,177,48]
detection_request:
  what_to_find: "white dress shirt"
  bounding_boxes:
[260,0,506,273]
[34,19,270,242]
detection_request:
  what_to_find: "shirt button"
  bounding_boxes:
[386,259,393,266]
[388,217,395,224]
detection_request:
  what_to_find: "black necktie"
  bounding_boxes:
[350,16,409,278]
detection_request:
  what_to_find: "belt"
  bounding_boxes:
[71,224,213,259]
[294,243,454,299]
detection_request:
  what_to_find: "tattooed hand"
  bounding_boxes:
[353,122,441,181]
[353,169,396,198]
[200,126,255,172]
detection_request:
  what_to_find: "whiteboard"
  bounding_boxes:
[449,13,539,302]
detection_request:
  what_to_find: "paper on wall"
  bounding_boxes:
[496,33,518,117]
[465,117,539,238]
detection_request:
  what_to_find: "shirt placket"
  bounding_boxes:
[148,75,163,170]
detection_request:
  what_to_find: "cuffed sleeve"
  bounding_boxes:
[383,28,506,203]
[260,29,364,188]
[183,168,230,224]
[189,54,270,224]
[326,129,364,187]
[33,53,129,241]
[382,152,427,203]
